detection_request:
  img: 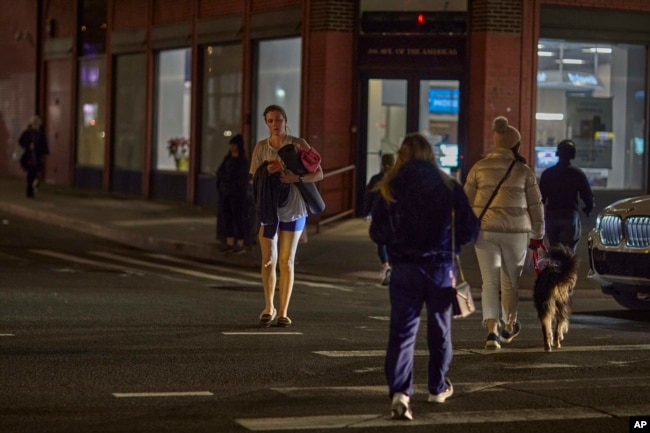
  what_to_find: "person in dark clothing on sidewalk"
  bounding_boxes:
[216,134,250,254]
[363,153,395,285]
[18,115,49,198]
[370,133,478,421]
[539,139,594,251]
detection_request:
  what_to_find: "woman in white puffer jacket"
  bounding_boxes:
[464,116,545,350]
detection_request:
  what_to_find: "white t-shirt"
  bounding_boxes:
[249,135,307,222]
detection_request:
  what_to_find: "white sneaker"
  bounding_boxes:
[428,379,454,403]
[390,392,413,420]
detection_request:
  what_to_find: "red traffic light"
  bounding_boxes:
[417,13,425,25]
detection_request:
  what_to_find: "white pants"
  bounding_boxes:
[474,231,529,326]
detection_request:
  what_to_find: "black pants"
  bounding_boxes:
[545,209,581,251]
[26,168,39,197]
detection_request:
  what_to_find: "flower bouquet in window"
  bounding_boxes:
[167,137,190,171]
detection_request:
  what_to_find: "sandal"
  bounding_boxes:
[259,308,277,327]
[277,316,292,327]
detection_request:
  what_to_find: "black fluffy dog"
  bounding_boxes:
[533,244,579,352]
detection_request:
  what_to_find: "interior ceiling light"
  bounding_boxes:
[537,51,554,56]
[583,47,612,53]
[536,113,564,121]
[555,59,584,64]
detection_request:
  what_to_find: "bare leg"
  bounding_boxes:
[276,228,303,318]
[258,226,278,314]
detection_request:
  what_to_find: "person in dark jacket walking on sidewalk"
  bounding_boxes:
[539,139,594,251]
[370,133,478,421]
[18,115,49,198]
[363,153,395,285]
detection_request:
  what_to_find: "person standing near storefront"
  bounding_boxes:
[18,115,49,198]
[464,116,545,350]
[216,133,250,254]
[538,139,594,251]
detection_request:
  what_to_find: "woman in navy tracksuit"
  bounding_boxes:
[370,133,478,420]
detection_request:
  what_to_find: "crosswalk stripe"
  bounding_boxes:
[31,249,142,274]
[222,332,303,335]
[89,251,255,284]
[236,407,609,430]
[314,344,650,357]
[113,391,213,398]
[146,253,354,291]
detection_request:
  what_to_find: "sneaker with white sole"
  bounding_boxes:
[485,332,501,349]
[500,322,521,344]
[390,392,413,421]
[428,379,454,403]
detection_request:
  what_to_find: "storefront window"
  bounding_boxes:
[201,44,242,174]
[254,37,302,144]
[154,48,192,172]
[536,39,646,190]
[76,57,106,166]
[113,53,145,171]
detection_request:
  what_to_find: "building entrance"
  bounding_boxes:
[358,75,462,212]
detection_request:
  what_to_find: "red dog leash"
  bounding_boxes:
[532,243,549,276]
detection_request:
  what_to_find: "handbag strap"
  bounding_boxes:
[477,159,517,224]
[451,208,465,283]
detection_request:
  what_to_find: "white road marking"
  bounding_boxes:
[146,253,260,279]
[508,363,578,369]
[146,252,353,291]
[113,218,213,227]
[89,251,255,285]
[112,391,213,398]
[31,250,143,274]
[314,344,650,357]
[0,334,15,337]
[236,407,609,430]
[367,316,389,321]
[222,332,303,335]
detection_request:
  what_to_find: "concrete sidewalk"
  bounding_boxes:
[0,176,605,295]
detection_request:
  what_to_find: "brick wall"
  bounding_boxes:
[471,0,522,32]
[113,0,149,30]
[251,0,301,13]
[543,0,650,11]
[0,0,38,177]
[153,0,193,24]
[310,0,354,32]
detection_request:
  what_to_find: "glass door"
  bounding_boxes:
[358,76,461,213]
[365,79,407,184]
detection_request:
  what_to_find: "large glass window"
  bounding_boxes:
[77,57,106,166]
[154,48,192,172]
[254,37,302,144]
[536,40,646,190]
[113,53,146,171]
[201,44,242,174]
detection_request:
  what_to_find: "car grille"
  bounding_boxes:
[592,250,650,278]
[626,216,650,247]
[599,215,622,246]
[598,215,650,247]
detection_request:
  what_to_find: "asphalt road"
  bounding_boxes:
[1,214,649,433]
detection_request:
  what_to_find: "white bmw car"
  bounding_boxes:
[587,195,650,310]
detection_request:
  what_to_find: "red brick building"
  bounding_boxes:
[1,0,649,220]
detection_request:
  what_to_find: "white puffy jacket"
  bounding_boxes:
[464,148,544,239]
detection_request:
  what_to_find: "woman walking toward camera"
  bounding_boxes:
[249,105,323,328]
